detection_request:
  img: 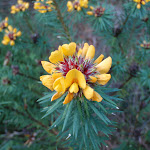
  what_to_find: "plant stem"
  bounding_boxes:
[4,106,58,136]
[118,75,133,89]
[53,0,72,42]
[24,13,34,34]
[111,75,133,96]
[115,7,135,37]
[18,72,39,81]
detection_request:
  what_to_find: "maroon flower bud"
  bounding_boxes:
[5,51,12,59]
[2,78,11,85]
[31,33,39,44]
[129,63,139,77]
[11,65,19,75]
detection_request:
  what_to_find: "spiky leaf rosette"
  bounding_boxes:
[124,1,150,19]
[86,4,114,31]
[38,42,121,149]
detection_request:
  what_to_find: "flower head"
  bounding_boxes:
[67,0,88,12]
[87,6,105,17]
[141,40,150,49]
[2,25,21,46]
[40,42,112,104]
[133,0,150,9]
[34,0,55,13]
[0,17,8,32]
[11,0,29,14]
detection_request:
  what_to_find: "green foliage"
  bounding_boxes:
[37,86,121,149]
[0,0,150,149]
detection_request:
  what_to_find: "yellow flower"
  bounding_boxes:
[87,11,93,16]
[61,42,76,56]
[2,25,21,46]
[140,40,150,49]
[87,6,105,17]
[40,42,112,104]
[0,17,8,32]
[67,0,88,12]
[10,0,29,14]
[34,0,55,13]
[79,0,88,8]
[49,46,64,64]
[67,1,73,12]
[133,0,150,9]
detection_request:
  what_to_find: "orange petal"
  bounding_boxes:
[65,69,86,89]
[40,75,54,91]
[49,48,64,64]
[63,92,74,104]
[53,77,65,93]
[62,42,76,56]
[96,56,112,74]
[81,43,89,57]
[77,48,82,57]
[69,82,79,93]
[92,91,103,102]
[41,61,55,74]
[89,76,97,83]
[94,54,104,64]
[85,45,95,60]
[83,85,94,100]
[87,11,94,15]
[97,74,111,85]
[51,92,63,101]
[52,73,62,80]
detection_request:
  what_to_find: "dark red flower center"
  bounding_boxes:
[8,33,15,40]
[94,7,105,17]
[55,55,97,81]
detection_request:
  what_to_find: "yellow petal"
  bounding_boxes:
[77,48,82,57]
[83,85,94,100]
[65,69,86,89]
[137,4,141,9]
[94,54,104,64]
[16,31,22,36]
[67,1,73,12]
[2,40,8,45]
[8,25,13,32]
[69,42,76,54]
[85,45,95,59]
[10,40,15,46]
[62,42,76,56]
[4,35,10,42]
[142,1,145,5]
[63,92,74,104]
[77,6,81,11]
[4,22,8,27]
[52,73,62,80]
[53,77,65,93]
[49,49,64,64]
[51,92,63,101]
[5,17,8,21]
[92,91,103,102]
[69,82,79,93]
[13,28,17,33]
[87,11,93,15]
[90,6,94,10]
[96,56,112,74]
[89,76,97,83]
[81,43,89,57]
[40,75,54,91]
[41,61,55,74]
[96,74,111,85]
